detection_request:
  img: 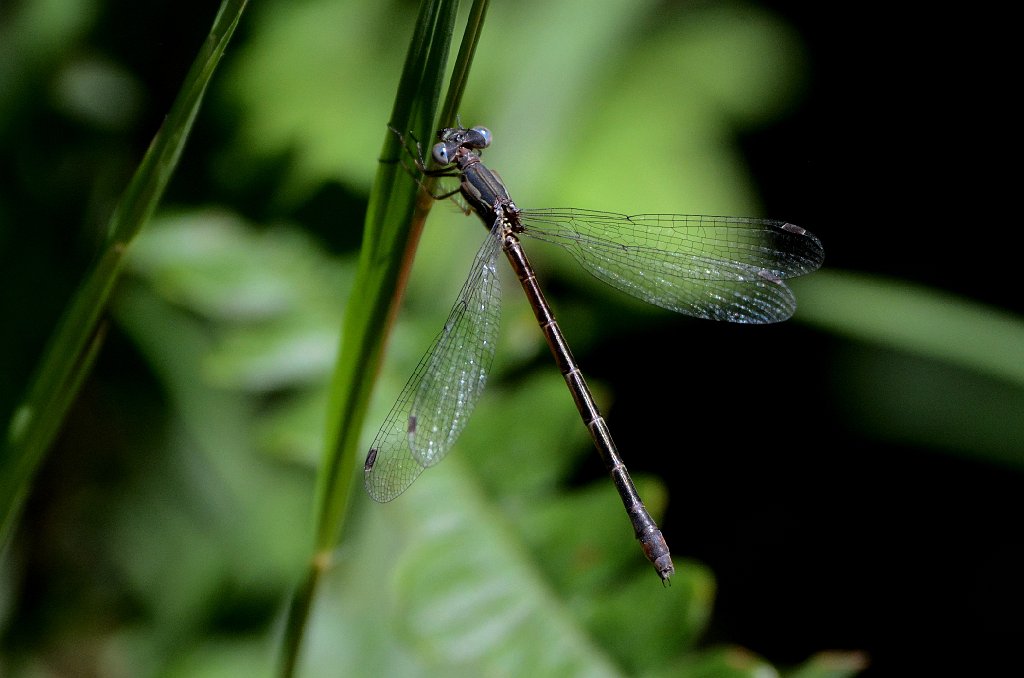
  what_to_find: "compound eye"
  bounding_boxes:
[432,142,452,165]
[470,126,492,149]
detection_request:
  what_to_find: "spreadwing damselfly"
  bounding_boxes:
[364,124,824,581]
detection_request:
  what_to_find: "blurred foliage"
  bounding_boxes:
[1,0,249,553]
[1,0,1020,676]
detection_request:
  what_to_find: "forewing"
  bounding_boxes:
[520,209,824,323]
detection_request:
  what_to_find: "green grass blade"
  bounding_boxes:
[279,2,494,675]
[312,0,457,561]
[795,269,1024,467]
[795,269,1024,387]
[437,0,490,127]
[0,0,250,551]
[313,0,492,552]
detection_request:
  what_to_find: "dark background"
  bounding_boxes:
[613,4,1022,676]
[1,1,1019,676]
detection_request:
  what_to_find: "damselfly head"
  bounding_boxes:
[432,125,492,165]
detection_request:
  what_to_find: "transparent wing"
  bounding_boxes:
[519,209,824,323]
[364,222,503,502]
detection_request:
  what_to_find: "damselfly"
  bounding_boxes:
[364,124,824,581]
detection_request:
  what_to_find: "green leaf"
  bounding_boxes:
[389,465,623,677]
[128,210,352,391]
